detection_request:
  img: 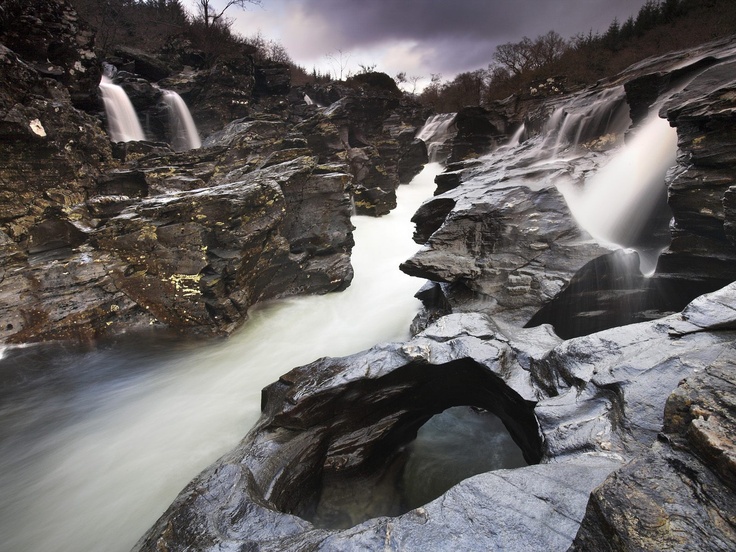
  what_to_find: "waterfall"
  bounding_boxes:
[0,158,442,552]
[416,113,457,162]
[507,123,526,146]
[304,94,314,105]
[98,76,146,143]
[558,115,678,274]
[161,90,201,151]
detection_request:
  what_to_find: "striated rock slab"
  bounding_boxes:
[657,56,736,288]
[401,148,611,331]
[133,285,736,551]
[572,284,736,551]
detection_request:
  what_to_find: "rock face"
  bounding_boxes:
[303,74,430,215]
[0,106,355,342]
[571,285,736,551]
[656,55,736,290]
[133,285,736,552]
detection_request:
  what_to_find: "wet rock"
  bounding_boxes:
[446,106,504,163]
[0,0,100,109]
[657,57,736,290]
[134,283,736,551]
[401,156,610,330]
[571,286,736,550]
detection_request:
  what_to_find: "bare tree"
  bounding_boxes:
[195,0,261,29]
[326,48,351,80]
[493,31,568,76]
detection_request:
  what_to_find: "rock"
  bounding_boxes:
[446,106,504,163]
[158,59,257,137]
[571,286,736,550]
[113,45,172,82]
[656,57,736,291]
[0,42,112,245]
[401,152,611,331]
[133,283,736,551]
[0,0,100,109]
[253,61,291,97]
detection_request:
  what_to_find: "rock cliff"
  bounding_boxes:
[0,0,427,343]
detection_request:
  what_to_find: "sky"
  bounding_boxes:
[188,0,652,85]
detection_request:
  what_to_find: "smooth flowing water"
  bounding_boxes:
[161,90,201,151]
[0,163,441,552]
[99,75,146,143]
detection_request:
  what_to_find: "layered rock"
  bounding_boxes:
[571,285,736,551]
[656,56,736,289]
[133,284,736,552]
[0,109,355,342]
[303,74,430,215]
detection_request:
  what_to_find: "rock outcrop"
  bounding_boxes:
[133,285,736,552]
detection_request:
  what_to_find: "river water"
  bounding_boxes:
[0,163,441,552]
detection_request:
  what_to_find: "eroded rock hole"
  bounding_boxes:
[264,358,541,530]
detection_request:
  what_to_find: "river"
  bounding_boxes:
[0,163,441,552]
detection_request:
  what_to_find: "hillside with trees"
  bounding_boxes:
[419,0,736,112]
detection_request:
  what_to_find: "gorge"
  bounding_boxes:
[1,1,735,551]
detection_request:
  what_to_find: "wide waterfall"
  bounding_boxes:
[0,156,443,552]
[99,75,146,142]
[161,90,201,151]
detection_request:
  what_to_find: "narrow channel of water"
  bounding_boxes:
[0,163,441,552]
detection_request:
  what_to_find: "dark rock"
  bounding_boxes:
[95,169,148,197]
[396,131,428,184]
[113,45,172,82]
[253,62,291,97]
[446,106,504,163]
[0,43,112,244]
[656,56,736,292]
[134,284,736,551]
[0,0,100,109]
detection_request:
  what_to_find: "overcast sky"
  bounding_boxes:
[190,0,652,83]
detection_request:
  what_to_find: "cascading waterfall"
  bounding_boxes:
[558,115,678,274]
[507,123,526,146]
[99,75,146,142]
[416,112,457,162]
[161,90,201,151]
[0,134,446,551]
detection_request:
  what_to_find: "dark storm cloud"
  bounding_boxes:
[278,0,650,74]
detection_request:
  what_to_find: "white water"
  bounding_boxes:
[162,90,201,151]
[558,115,678,273]
[507,123,526,146]
[0,163,441,552]
[99,76,146,143]
[416,112,456,162]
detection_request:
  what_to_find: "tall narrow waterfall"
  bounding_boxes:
[161,90,201,151]
[98,76,146,143]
